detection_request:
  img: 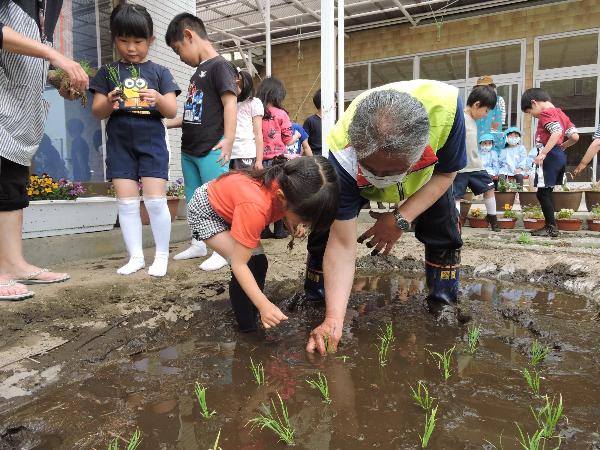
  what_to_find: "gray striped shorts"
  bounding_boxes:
[187,184,230,242]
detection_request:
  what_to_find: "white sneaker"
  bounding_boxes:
[199,252,229,271]
[173,239,207,260]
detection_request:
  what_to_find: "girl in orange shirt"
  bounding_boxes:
[187,156,339,331]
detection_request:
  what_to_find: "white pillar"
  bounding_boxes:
[321,0,335,156]
[337,0,344,121]
[265,0,271,77]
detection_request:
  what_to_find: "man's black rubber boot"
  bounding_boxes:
[486,214,500,232]
[304,254,325,302]
[424,248,460,315]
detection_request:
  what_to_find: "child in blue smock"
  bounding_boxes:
[499,127,528,188]
[479,133,499,187]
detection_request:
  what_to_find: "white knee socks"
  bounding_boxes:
[117,198,145,275]
[144,196,171,277]
[484,196,497,216]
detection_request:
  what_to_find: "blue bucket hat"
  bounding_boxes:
[504,127,522,137]
[479,133,494,143]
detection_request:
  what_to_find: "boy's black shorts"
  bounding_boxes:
[0,156,29,211]
[453,170,495,198]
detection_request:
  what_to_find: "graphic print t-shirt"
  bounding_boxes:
[181,56,237,157]
[535,107,576,149]
[89,61,180,119]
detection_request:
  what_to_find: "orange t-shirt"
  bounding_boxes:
[207,173,285,248]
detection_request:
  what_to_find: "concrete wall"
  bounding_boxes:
[271,0,600,145]
[136,0,196,180]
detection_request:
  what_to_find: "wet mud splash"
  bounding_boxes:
[2,274,600,449]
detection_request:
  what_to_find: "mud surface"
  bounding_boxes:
[1,226,600,449]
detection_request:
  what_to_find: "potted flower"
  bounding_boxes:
[495,177,518,211]
[584,182,600,212]
[497,203,517,229]
[522,205,545,230]
[586,205,600,232]
[23,174,117,238]
[552,182,583,212]
[555,208,582,231]
[467,207,488,228]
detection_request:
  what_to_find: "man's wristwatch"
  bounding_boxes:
[392,209,411,231]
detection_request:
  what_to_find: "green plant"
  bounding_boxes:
[532,394,563,439]
[419,405,438,448]
[377,321,395,367]
[468,207,483,218]
[517,232,533,245]
[211,429,222,450]
[591,205,600,220]
[530,340,550,367]
[250,358,266,386]
[106,64,123,88]
[27,174,86,200]
[523,205,544,220]
[427,345,455,381]
[247,393,295,446]
[515,424,546,450]
[323,334,334,354]
[410,380,435,411]
[466,325,482,354]
[556,208,575,220]
[166,178,185,198]
[107,429,141,450]
[561,182,570,192]
[521,367,542,396]
[589,181,600,192]
[194,382,216,418]
[306,371,331,404]
[335,355,350,363]
[502,203,518,219]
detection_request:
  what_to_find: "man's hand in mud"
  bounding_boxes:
[258,301,289,329]
[306,317,343,355]
[357,211,403,256]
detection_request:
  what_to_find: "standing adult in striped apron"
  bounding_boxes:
[0,0,88,301]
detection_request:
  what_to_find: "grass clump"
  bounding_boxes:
[107,429,141,450]
[427,345,455,381]
[247,392,295,446]
[306,371,331,404]
[521,367,542,396]
[377,321,395,367]
[409,380,435,411]
[211,429,222,450]
[418,405,438,448]
[194,382,216,418]
[250,357,266,386]
[532,394,564,439]
[517,232,533,245]
[466,325,482,354]
[530,340,550,367]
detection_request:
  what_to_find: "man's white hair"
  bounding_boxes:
[348,90,430,164]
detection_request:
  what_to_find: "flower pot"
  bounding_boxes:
[584,191,600,212]
[23,197,117,239]
[468,217,489,228]
[176,197,188,219]
[494,191,516,211]
[459,200,472,226]
[586,219,600,231]
[523,218,545,230]
[140,197,180,225]
[518,191,539,208]
[556,218,582,231]
[551,191,583,212]
[497,218,517,229]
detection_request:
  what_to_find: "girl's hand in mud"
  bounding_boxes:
[259,301,289,329]
[357,211,403,256]
[306,317,343,355]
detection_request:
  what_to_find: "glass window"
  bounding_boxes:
[37,1,106,183]
[539,34,599,70]
[345,65,368,92]
[419,51,466,81]
[540,77,598,128]
[371,59,413,87]
[469,44,521,77]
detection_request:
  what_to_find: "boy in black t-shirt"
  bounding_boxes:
[303,89,322,156]
[165,13,238,270]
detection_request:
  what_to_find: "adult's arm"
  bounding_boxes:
[574,138,600,176]
[306,218,357,355]
[1,26,88,91]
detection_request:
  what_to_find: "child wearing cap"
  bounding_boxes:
[499,127,528,188]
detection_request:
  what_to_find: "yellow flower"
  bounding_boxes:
[33,189,39,195]
[45,187,52,193]
[52,183,59,189]
[27,189,33,196]
[504,203,510,210]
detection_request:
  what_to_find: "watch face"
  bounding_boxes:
[395,214,409,230]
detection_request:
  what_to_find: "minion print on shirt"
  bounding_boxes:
[122,75,150,111]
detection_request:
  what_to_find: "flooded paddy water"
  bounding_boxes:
[2,269,599,450]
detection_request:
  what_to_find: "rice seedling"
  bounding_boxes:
[306,371,331,404]
[250,357,266,386]
[531,394,563,439]
[418,405,438,448]
[211,429,222,450]
[194,382,216,418]
[514,423,562,450]
[246,392,295,446]
[377,321,395,367]
[521,367,542,396]
[335,355,350,363]
[530,340,550,367]
[426,345,455,381]
[466,325,482,354]
[323,334,334,354]
[107,429,141,450]
[409,380,435,411]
